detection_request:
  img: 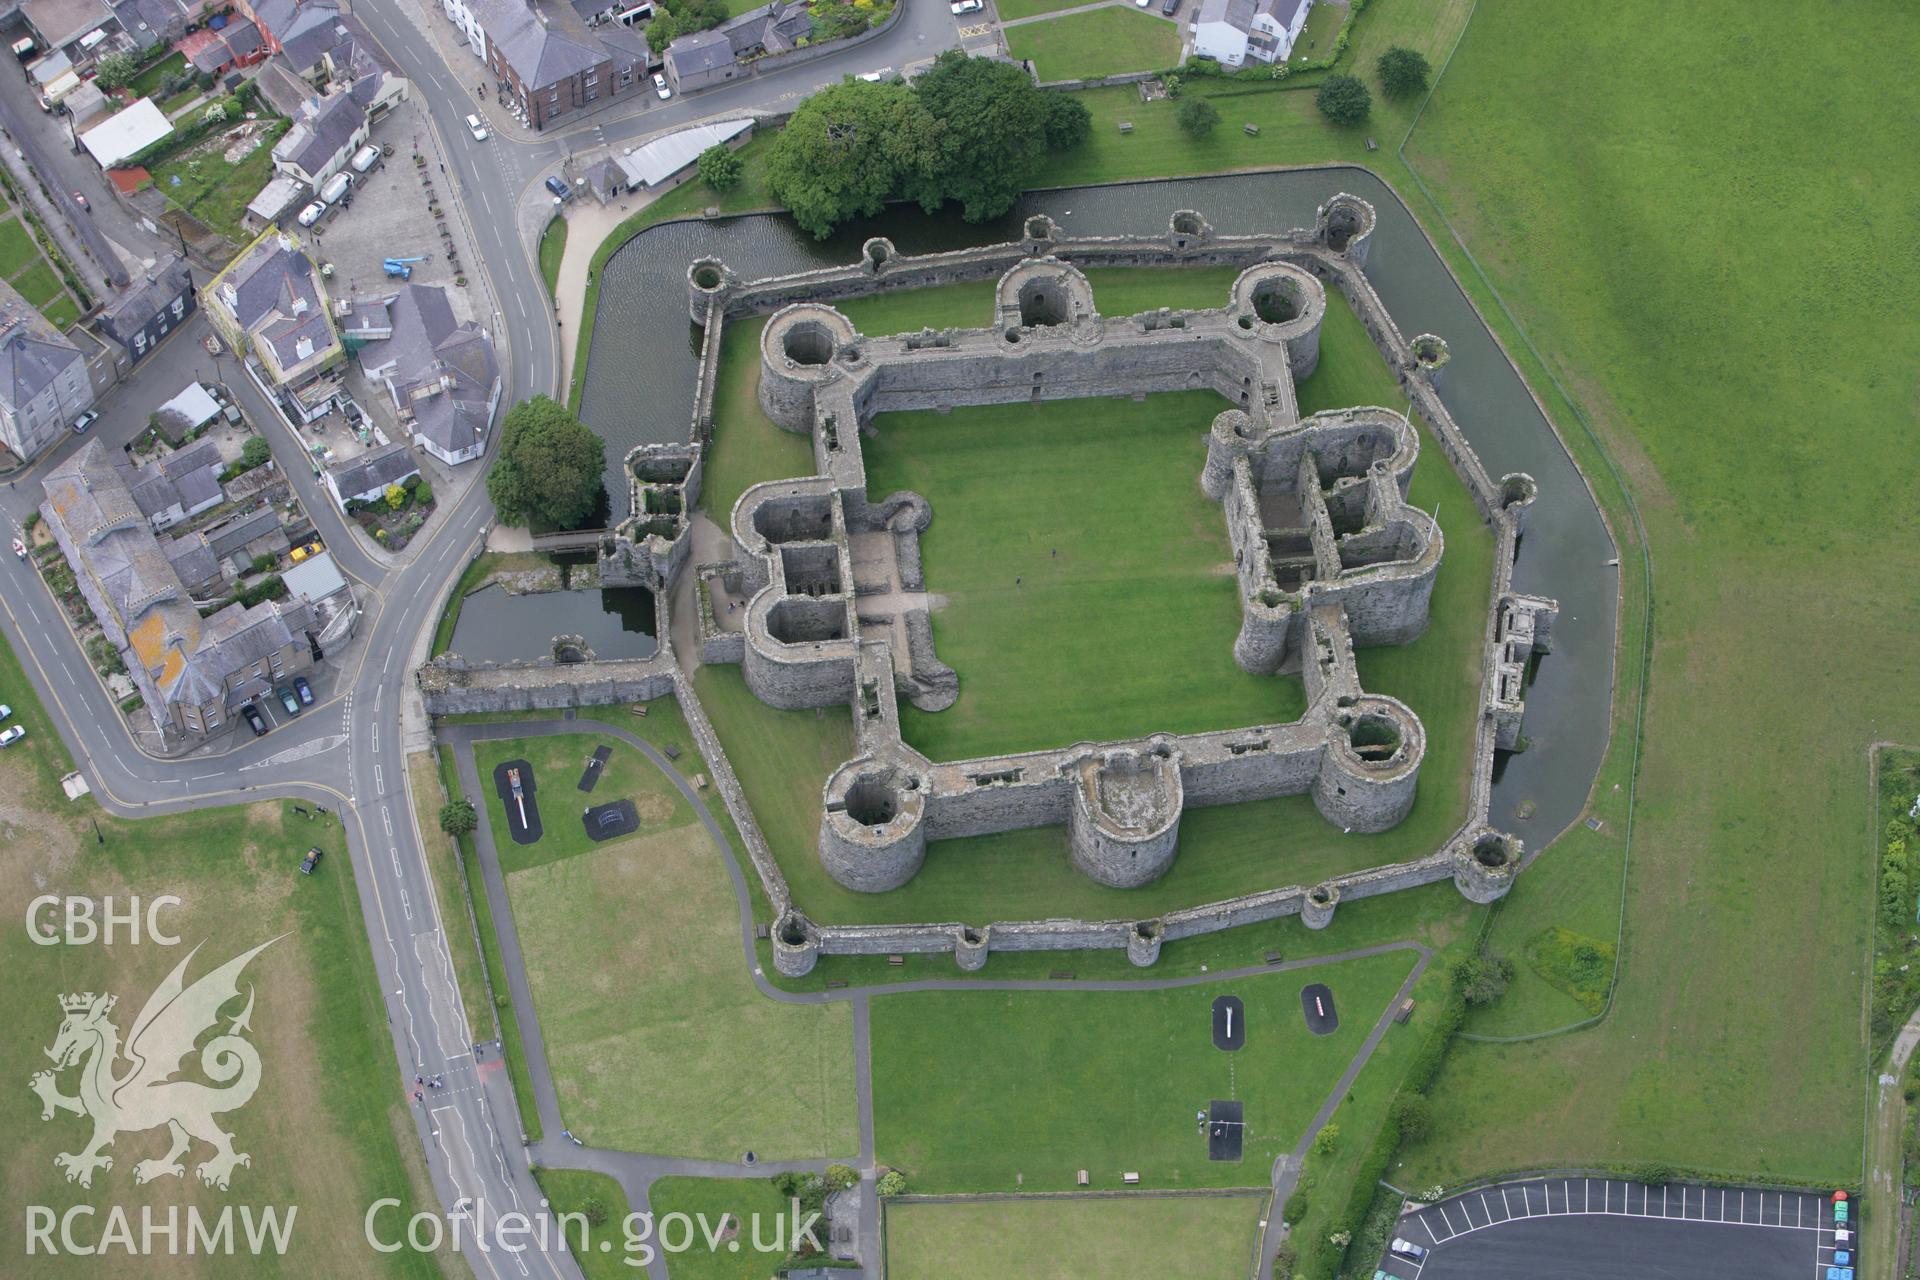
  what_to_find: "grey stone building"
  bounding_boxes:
[323,439,418,508]
[664,0,809,93]
[348,284,501,466]
[92,252,194,368]
[0,275,94,462]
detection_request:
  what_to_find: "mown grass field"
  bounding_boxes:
[1392,0,1920,1186]
[1005,7,1182,82]
[473,731,696,871]
[886,1194,1266,1279]
[490,731,856,1159]
[870,947,1416,1190]
[645,1176,804,1278]
[0,629,445,1277]
[697,275,1491,928]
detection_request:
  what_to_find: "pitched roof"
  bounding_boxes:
[665,28,733,77]
[216,235,340,371]
[0,280,84,413]
[272,90,365,177]
[202,505,282,559]
[325,440,418,496]
[471,0,606,89]
[96,253,191,346]
[351,283,499,455]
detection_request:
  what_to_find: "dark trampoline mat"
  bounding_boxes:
[1207,1100,1244,1161]
[583,798,639,841]
[492,759,542,845]
[578,745,612,792]
[1300,983,1338,1035]
[1212,995,1246,1051]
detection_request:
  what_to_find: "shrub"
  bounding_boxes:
[1281,1189,1309,1224]
[1315,73,1371,126]
[250,552,277,575]
[1311,1123,1340,1156]
[824,1164,857,1191]
[240,436,272,470]
[415,481,435,505]
[1376,46,1431,98]
[1389,1092,1432,1141]
[1453,947,1514,1005]
[385,483,408,512]
[439,800,477,839]
[696,143,743,192]
[203,102,228,126]
[94,52,139,92]
[875,1170,906,1197]
[1630,1161,1678,1186]
[1177,96,1221,137]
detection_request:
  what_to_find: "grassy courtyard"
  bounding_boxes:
[478,731,857,1160]
[886,1195,1267,1279]
[0,627,444,1278]
[1005,7,1182,83]
[871,947,1416,1190]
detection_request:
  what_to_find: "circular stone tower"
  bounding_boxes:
[687,257,736,325]
[1201,408,1258,501]
[1313,695,1425,833]
[954,925,990,971]
[1301,882,1340,930]
[1067,745,1185,888]
[771,911,821,977]
[1452,829,1522,904]
[1127,919,1166,967]
[1499,471,1539,538]
[1315,193,1378,267]
[757,303,860,432]
[1168,209,1214,251]
[819,759,929,893]
[1229,261,1327,382]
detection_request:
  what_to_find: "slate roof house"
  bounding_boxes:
[350,284,501,466]
[0,277,94,462]
[270,89,368,186]
[40,440,316,739]
[1192,0,1310,69]
[323,439,418,509]
[664,0,809,93]
[118,438,224,532]
[204,231,343,401]
[93,251,194,367]
[459,0,646,129]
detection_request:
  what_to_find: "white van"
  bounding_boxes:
[318,171,352,204]
[349,144,380,174]
[296,201,326,227]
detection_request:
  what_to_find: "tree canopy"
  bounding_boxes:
[93,52,138,92]
[697,142,743,191]
[763,54,1093,238]
[1177,96,1220,137]
[1315,74,1372,126]
[1376,46,1431,98]
[486,396,606,530]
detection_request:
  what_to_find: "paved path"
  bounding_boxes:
[444,717,1434,1278]
[1866,1004,1920,1280]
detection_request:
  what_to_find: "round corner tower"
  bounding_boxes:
[687,257,736,325]
[1229,261,1327,382]
[1452,829,1522,904]
[819,758,929,893]
[771,910,821,977]
[757,303,860,432]
[1313,695,1424,833]
[1067,743,1185,888]
[1315,193,1377,267]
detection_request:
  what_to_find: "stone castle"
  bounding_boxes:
[422,195,1561,973]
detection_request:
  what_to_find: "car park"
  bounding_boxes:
[241,703,268,736]
[293,675,313,706]
[1389,1238,1428,1263]
[545,174,572,201]
[300,847,323,875]
[71,409,98,433]
[951,0,983,11]
[297,200,327,227]
[0,725,24,747]
[466,113,490,141]
[653,72,671,99]
[276,686,300,716]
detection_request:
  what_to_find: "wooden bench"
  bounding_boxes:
[1244,123,1260,136]
[1118,121,1134,134]
[1264,950,1285,966]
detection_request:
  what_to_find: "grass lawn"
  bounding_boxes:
[995,0,1106,19]
[870,946,1416,1190]
[127,50,187,99]
[539,215,567,298]
[868,388,1303,757]
[1006,7,1181,82]
[10,258,66,307]
[1390,0,1919,1186]
[40,291,80,330]
[532,1168,639,1279]
[697,278,1492,926]
[492,732,856,1158]
[473,731,697,871]
[1285,0,1348,67]
[886,1195,1266,1279]
[646,1176,807,1277]
[153,120,289,244]
[0,625,444,1277]
[0,214,37,275]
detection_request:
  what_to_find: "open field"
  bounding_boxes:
[645,1175,805,1278]
[886,1194,1266,1278]
[866,388,1302,757]
[870,947,1415,1190]
[697,280,1491,927]
[496,734,856,1159]
[0,626,444,1277]
[531,1169,639,1280]
[1006,7,1181,82]
[1393,0,1920,1186]
[473,731,696,871]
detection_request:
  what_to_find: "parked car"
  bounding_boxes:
[71,409,98,433]
[0,725,25,747]
[350,143,381,173]
[653,71,671,99]
[951,0,983,12]
[0,703,12,720]
[544,174,572,201]
[12,537,26,559]
[1389,1239,1428,1263]
[276,686,300,716]
[290,541,323,563]
[1160,0,1179,15]
[297,201,327,228]
[300,846,323,875]
[466,113,490,141]
[241,703,268,736]
[293,675,313,706]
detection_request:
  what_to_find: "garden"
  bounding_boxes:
[345,472,437,551]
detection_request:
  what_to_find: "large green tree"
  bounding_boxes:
[1177,96,1220,138]
[1376,45,1431,98]
[764,78,938,239]
[1315,73,1372,126]
[906,51,1061,223]
[486,396,606,530]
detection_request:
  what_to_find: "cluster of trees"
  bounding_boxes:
[764,51,1092,238]
[645,0,731,54]
[486,396,607,530]
[696,142,743,191]
[1313,46,1428,126]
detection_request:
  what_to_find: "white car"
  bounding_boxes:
[653,72,671,100]
[0,704,11,721]
[296,201,327,228]
[466,113,490,141]
[951,0,983,11]
[0,725,25,747]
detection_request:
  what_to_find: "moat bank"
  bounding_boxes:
[576,166,1616,850]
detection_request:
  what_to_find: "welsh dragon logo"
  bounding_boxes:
[29,937,280,1191]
